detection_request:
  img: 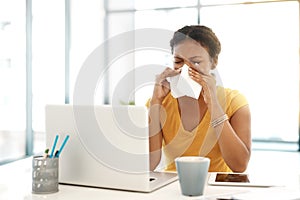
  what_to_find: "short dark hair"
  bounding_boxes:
[170,25,221,62]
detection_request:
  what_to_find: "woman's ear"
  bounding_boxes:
[211,57,218,69]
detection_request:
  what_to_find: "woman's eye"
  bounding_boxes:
[174,61,182,64]
[193,62,200,66]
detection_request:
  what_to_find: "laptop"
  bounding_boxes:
[45,104,177,192]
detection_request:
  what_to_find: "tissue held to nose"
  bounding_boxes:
[168,64,202,99]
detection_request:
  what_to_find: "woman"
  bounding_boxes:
[148,25,251,172]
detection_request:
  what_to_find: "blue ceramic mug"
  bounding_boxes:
[175,156,210,196]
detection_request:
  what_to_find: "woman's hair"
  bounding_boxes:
[170,25,221,62]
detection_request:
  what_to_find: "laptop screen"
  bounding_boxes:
[46,104,150,174]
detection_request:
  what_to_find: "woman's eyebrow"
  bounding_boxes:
[173,55,204,61]
[173,55,182,59]
[174,55,203,59]
[189,56,203,59]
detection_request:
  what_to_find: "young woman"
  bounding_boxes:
[148,25,251,172]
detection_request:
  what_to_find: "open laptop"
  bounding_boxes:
[45,104,177,192]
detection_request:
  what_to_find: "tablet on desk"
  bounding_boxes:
[208,172,275,187]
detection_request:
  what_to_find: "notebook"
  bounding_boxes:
[45,104,177,192]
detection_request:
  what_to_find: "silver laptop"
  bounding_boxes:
[45,104,177,192]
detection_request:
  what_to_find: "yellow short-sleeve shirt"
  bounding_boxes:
[147,86,248,172]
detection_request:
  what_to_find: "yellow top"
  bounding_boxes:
[147,87,248,172]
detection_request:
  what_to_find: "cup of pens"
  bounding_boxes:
[32,156,59,194]
[32,135,69,194]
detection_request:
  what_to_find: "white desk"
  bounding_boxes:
[1,157,300,200]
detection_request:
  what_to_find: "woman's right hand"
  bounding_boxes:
[149,67,180,170]
[151,67,181,104]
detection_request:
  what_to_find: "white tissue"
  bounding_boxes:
[168,64,202,99]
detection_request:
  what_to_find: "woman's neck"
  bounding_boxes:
[177,95,207,131]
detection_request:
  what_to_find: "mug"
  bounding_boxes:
[175,156,210,196]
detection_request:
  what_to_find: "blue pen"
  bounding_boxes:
[55,135,70,158]
[49,135,59,158]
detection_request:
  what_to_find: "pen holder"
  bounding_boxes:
[32,156,59,194]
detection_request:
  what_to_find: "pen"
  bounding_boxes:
[43,148,49,159]
[49,135,59,158]
[54,150,59,158]
[55,135,70,158]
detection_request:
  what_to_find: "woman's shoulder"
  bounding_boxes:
[217,86,248,115]
[217,86,247,100]
[145,93,176,108]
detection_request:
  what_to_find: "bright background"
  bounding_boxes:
[0,0,299,163]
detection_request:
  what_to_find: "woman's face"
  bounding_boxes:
[173,38,214,74]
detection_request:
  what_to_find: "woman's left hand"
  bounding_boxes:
[188,67,222,116]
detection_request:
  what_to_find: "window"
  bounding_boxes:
[0,0,299,164]
[32,0,65,153]
[0,0,26,163]
[106,0,299,144]
[69,0,104,104]
[201,1,299,142]
[0,0,105,164]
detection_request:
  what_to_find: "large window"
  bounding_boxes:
[106,0,299,144]
[0,0,26,163]
[32,0,65,153]
[0,0,105,164]
[69,0,104,103]
[201,1,299,142]
[0,0,299,164]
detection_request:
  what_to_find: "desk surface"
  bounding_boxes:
[1,157,300,200]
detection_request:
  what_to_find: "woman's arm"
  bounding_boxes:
[213,104,251,172]
[148,67,180,171]
[189,68,251,172]
[149,100,163,171]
